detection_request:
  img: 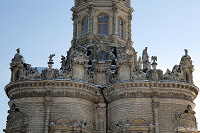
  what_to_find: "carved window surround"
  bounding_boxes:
[49,126,94,133]
[109,126,154,133]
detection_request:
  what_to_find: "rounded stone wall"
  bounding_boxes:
[5,80,99,133]
[106,80,198,132]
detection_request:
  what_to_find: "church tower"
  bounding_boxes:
[64,0,136,86]
[4,1,199,133]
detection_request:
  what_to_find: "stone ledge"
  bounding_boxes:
[107,80,198,96]
[5,80,198,104]
[5,80,98,95]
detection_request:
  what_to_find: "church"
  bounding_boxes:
[3,0,199,133]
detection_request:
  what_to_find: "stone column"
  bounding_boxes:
[152,98,160,133]
[44,97,52,133]
[97,103,107,133]
[112,6,118,35]
[112,4,118,43]
[150,81,160,133]
[127,9,133,41]
[72,12,78,40]
[88,5,94,37]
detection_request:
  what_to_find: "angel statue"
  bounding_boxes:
[151,56,157,64]
[151,56,158,70]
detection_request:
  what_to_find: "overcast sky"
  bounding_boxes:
[0,0,200,131]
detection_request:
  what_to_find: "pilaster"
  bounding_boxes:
[97,103,107,133]
[44,97,53,133]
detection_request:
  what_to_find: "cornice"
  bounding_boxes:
[107,91,193,103]
[5,80,198,103]
[106,80,198,103]
[5,80,96,90]
[5,80,99,99]
[107,80,199,95]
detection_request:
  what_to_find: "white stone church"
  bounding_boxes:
[3,0,199,133]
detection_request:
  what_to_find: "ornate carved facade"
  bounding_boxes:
[4,0,199,133]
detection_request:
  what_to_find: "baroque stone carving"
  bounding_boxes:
[49,118,93,133]
[142,47,151,72]
[109,119,154,132]
[175,105,198,132]
[9,47,194,85]
[4,104,28,133]
[4,1,199,133]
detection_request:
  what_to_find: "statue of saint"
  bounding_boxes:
[184,49,188,56]
[142,47,150,71]
[16,48,20,54]
[142,47,148,59]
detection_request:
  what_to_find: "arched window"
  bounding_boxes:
[118,18,123,38]
[98,51,108,61]
[97,13,109,35]
[81,16,88,38]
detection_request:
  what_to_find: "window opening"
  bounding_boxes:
[98,14,109,35]
[82,16,88,38]
[98,51,108,61]
[118,18,123,38]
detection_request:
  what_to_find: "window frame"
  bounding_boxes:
[97,13,109,35]
[81,16,89,38]
[117,17,124,39]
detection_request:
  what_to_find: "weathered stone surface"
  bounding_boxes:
[4,0,199,133]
